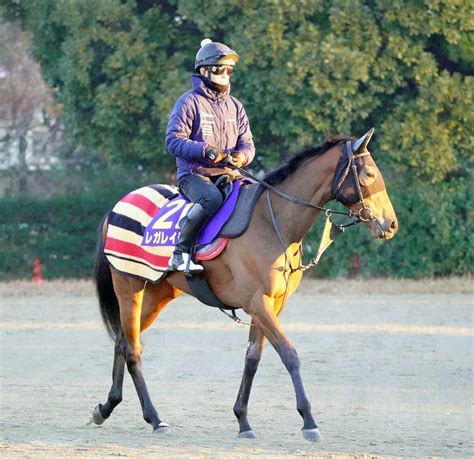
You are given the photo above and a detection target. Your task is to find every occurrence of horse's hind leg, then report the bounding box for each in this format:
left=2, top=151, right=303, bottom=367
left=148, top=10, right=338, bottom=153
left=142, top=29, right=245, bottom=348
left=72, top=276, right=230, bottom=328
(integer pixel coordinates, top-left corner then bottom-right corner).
left=233, top=322, right=266, bottom=439
left=93, top=270, right=180, bottom=431
left=120, top=277, right=183, bottom=431
left=92, top=330, right=126, bottom=425
left=92, top=280, right=180, bottom=425
left=139, top=280, right=181, bottom=332
left=114, top=274, right=167, bottom=431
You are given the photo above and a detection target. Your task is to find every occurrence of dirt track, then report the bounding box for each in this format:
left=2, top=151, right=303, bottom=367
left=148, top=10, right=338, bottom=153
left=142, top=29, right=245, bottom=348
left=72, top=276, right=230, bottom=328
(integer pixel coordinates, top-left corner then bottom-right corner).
left=0, top=279, right=472, bottom=457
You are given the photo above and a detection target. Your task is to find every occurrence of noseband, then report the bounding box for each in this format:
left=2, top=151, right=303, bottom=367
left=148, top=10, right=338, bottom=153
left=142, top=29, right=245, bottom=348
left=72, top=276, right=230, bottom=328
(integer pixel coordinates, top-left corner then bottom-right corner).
left=229, top=141, right=378, bottom=226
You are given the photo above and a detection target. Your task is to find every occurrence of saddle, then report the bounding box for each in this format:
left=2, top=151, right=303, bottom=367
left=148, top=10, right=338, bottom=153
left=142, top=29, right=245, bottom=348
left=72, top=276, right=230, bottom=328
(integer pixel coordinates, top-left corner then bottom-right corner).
left=142, top=179, right=264, bottom=249
left=217, top=182, right=265, bottom=239
left=143, top=179, right=264, bottom=310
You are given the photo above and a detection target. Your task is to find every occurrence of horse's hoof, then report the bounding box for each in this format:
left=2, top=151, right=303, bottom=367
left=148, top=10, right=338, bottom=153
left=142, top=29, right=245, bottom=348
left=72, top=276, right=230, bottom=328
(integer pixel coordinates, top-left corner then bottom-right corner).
left=92, top=405, right=106, bottom=425
left=238, top=430, right=256, bottom=439
left=153, top=422, right=170, bottom=434
left=302, top=428, right=322, bottom=442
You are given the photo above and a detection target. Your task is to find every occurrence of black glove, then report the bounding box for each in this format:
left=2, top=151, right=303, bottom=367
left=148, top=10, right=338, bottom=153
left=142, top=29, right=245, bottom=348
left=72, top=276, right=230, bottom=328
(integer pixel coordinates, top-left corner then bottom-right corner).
left=205, top=145, right=226, bottom=163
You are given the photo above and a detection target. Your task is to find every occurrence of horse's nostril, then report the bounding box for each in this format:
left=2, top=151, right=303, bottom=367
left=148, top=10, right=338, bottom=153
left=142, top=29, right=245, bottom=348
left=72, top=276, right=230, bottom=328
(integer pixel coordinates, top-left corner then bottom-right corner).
left=390, top=219, right=398, bottom=231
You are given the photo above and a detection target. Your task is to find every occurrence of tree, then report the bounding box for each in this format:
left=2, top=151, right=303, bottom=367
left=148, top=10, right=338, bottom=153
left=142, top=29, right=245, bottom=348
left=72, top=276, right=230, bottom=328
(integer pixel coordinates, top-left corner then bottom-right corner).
left=176, top=0, right=473, bottom=180
left=0, top=19, right=63, bottom=194
left=1, top=0, right=200, bottom=171
left=1, top=0, right=472, bottom=277
left=3, top=0, right=472, bottom=180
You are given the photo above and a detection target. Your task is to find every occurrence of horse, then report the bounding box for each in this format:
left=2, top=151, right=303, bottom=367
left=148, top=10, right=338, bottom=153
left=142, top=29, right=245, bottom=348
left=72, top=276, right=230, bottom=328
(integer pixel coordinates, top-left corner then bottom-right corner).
left=91, top=128, right=398, bottom=442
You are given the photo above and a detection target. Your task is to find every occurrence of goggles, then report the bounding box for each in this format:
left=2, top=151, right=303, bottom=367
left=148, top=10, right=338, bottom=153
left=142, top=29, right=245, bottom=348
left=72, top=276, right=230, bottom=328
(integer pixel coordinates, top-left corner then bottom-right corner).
left=209, top=64, right=234, bottom=76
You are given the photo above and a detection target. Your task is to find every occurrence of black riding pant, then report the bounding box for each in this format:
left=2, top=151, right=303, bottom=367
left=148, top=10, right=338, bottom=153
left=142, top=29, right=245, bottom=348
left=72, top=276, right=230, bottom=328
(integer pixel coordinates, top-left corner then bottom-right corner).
left=178, top=174, right=223, bottom=217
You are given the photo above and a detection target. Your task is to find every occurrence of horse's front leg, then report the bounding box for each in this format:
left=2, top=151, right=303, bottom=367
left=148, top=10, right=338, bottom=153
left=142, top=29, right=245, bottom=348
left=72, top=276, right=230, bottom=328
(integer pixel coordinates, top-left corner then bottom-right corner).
left=248, top=293, right=322, bottom=442
left=233, top=322, right=266, bottom=439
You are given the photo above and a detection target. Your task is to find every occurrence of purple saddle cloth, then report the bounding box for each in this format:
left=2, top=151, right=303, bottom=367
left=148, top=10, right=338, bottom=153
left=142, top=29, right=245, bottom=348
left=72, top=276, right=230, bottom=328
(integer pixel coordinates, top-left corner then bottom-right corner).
left=197, top=180, right=242, bottom=245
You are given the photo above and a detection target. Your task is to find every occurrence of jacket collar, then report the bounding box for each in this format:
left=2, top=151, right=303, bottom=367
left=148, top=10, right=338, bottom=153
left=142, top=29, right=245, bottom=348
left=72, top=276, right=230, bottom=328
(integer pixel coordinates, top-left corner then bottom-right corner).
left=191, top=75, right=230, bottom=101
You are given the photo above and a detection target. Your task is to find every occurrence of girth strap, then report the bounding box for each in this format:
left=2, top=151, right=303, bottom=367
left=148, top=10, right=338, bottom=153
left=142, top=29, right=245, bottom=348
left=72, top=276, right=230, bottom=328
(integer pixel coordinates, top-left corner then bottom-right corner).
left=186, top=273, right=236, bottom=310
left=186, top=272, right=250, bottom=325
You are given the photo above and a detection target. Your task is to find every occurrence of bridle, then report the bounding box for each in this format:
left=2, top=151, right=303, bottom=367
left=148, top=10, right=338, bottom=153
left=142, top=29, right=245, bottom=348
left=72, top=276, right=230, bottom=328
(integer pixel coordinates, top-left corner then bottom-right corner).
left=228, top=140, right=387, bottom=272
left=219, top=140, right=382, bottom=325
left=229, top=140, right=377, bottom=227
left=332, top=140, right=378, bottom=223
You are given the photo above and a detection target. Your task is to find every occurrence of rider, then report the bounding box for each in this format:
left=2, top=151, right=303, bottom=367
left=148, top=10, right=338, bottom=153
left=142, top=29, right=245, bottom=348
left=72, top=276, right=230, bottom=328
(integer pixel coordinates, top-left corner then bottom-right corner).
left=166, top=39, right=255, bottom=273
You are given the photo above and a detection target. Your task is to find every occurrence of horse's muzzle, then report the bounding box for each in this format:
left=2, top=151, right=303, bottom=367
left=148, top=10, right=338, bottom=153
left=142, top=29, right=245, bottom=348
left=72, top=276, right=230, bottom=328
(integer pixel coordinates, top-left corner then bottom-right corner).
left=374, top=217, right=398, bottom=240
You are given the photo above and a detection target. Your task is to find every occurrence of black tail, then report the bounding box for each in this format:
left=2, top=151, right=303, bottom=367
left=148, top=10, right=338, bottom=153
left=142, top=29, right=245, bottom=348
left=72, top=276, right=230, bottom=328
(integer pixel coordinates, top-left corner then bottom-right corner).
left=95, top=215, right=121, bottom=340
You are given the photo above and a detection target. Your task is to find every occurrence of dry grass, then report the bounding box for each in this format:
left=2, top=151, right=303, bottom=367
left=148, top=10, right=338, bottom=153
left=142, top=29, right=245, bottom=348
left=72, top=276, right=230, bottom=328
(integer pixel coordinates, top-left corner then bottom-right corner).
left=299, top=275, right=473, bottom=295
left=0, top=279, right=95, bottom=298
left=0, top=275, right=472, bottom=298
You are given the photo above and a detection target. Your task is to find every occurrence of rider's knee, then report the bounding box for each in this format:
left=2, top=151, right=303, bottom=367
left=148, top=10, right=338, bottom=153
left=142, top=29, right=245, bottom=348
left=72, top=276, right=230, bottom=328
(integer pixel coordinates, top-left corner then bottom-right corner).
left=198, top=189, right=223, bottom=215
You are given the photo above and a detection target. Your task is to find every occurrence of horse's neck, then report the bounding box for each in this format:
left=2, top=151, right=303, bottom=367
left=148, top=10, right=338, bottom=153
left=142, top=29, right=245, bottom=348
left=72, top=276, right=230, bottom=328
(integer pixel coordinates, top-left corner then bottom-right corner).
left=271, top=145, right=339, bottom=244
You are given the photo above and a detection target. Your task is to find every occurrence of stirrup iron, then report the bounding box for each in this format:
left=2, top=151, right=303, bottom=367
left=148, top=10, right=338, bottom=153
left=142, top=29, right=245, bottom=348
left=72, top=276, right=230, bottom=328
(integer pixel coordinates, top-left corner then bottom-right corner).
left=169, top=252, right=203, bottom=274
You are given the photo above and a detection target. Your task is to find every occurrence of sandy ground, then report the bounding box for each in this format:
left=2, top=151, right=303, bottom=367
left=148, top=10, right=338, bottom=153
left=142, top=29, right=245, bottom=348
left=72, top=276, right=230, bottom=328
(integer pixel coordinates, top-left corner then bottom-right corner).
left=0, top=278, right=472, bottom=458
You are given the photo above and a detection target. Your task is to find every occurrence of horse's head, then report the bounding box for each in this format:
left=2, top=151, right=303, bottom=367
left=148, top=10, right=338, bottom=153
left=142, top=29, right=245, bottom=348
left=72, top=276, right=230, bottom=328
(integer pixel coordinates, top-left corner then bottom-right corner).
left=332, top=128, right=398, bottom=240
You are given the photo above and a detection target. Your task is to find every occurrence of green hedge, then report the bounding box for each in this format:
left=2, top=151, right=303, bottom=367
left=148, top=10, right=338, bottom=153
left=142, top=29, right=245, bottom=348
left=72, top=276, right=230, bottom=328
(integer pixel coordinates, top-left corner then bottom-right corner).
left=0, top=166, right=161, bottom=281
left=0, top=173, right=471, bottom=280
left=1, top=192, right=110, bottom=280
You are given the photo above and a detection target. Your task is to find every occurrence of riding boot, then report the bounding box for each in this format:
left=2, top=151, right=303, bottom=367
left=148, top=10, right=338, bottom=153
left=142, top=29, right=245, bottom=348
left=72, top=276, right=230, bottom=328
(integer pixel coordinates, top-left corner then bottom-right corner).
left=168, top=203, right=209, bottom=274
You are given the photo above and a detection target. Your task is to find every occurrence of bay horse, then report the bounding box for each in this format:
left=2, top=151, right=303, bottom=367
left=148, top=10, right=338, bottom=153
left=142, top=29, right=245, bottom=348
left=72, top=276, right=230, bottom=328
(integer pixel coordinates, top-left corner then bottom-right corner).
left=91, top=129, right=398, bottom=441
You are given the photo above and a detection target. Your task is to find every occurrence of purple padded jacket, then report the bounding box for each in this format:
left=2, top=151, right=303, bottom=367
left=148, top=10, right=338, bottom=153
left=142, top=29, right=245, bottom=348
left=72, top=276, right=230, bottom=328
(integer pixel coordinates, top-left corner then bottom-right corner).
left=166, top=75, right=255, bottom=181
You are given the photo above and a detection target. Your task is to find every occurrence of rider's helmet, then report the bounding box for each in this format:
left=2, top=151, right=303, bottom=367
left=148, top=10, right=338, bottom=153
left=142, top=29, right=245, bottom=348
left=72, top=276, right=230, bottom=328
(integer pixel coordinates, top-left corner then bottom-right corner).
left=195, top=38, right=239, bottom=70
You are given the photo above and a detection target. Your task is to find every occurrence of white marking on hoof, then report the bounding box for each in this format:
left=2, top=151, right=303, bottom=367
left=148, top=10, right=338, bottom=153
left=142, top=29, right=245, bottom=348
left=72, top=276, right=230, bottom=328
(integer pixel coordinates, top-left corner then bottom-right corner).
left=153, top=422, right=170, bottom=434
left=238, top=430, right=256, bottom=439
left=91, top=405, right=106, bottom=425
left=302, top=428, right=322, bottom=442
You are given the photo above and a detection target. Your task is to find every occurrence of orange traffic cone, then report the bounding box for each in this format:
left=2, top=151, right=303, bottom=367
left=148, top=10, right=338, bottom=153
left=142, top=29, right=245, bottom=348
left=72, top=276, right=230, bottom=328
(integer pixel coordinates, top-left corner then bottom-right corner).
left=349, top=254, right=360, bottom=278
left=32, top=256, right=44, bottom=284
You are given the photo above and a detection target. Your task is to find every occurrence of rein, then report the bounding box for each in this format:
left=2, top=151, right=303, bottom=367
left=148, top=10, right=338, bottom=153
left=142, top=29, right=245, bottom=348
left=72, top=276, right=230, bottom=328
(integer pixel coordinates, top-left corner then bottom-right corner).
left=218, top=141, right=378, bottom=326
left=228, top=164, right=354, bottom=219
left=226, top=141, right=380, bottom=272
left=228, top=141, right=375, bottom=227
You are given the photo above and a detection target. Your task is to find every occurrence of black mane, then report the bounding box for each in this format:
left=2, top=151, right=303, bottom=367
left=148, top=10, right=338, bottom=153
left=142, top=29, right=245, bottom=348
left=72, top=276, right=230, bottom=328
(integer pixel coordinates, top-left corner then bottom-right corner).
left=263, top=136, right=353, bottom=186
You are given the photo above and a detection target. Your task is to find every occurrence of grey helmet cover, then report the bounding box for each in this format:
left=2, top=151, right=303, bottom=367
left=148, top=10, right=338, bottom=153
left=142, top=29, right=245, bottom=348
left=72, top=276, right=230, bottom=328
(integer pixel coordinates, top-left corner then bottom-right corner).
left=195, top=38, right=239, bottom=69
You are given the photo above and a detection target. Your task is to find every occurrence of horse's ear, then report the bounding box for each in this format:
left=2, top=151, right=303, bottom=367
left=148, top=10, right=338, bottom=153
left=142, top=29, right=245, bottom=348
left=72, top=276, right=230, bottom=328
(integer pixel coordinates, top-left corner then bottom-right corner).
left=352, top=127, right=375, bottom=152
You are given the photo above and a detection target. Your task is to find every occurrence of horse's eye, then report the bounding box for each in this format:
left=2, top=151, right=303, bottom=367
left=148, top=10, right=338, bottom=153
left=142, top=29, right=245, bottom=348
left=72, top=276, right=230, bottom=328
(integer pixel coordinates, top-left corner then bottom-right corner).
left=359, top=166, right=377, bottom=186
